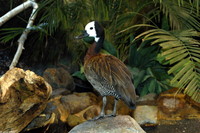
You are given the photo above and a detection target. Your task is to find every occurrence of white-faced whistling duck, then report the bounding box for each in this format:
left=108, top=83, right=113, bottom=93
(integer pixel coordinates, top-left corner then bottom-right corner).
left=76, top=21, right=137, bottom=120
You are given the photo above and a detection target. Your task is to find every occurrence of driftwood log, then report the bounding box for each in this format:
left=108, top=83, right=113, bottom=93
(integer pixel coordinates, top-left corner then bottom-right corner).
left=0, top=68, right=52, bottom=133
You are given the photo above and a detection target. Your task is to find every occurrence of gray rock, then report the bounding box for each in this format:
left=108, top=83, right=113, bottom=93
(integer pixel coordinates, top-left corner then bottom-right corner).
left=134, top=105, right=158, bottom=125
left=69, top=115, right=146, bottom=133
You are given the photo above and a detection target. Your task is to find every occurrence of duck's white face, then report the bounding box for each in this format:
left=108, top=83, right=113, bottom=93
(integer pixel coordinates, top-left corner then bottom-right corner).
left=85, top=21, right=100, bottom=42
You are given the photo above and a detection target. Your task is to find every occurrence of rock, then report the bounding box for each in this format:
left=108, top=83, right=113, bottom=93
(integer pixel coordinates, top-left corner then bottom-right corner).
left=43, top=67, right=75, bottom=91
left=24, top=95, right=70, bottom=132
left=67, top=105, right=100, bottom=127
left=24, top=93, right=99, bottom=132
left=66, top=94, right=134, bottom=127
left=66, top=94, right=136, bottom=127
left=61, top=92, right=98, bottom=114
left=161, top=97, right=184, bottom=113
left=137, top=93, right=157, bottom=105
left=157, top=88, right=200, bottom=122
left=185, top=95, right=200, bottom=109
left=23, top=113, right=56, bottom=132
left=69, top=115, right=146, bottom=133
left=0, top=68, right=52, bottom=133
left=133, top=105, right=158, bottom=126
left=63, top=92, right=99, bottom=127
left=51, top=88, right=71, bottom=97
left=46, top=96, right=70, bottom=122
left=138, top=93, right=157, bottom=102
left=157, top=89, right=186, bottom=114
left=103, top=96, right=132, bottom=115
left=25, top=92, right=99, bottom=131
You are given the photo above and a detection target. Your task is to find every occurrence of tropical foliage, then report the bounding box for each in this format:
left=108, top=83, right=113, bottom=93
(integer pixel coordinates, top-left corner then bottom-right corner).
left=134, top=27, right=200, bottom=101
left=128, top=41, right=172, bottom=96
left=0, top=0, right=200, bottom=102
left=118, top=0, right=200, bottom=101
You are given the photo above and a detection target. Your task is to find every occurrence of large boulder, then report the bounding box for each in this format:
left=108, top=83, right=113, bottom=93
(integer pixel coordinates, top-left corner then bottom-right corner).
left=69, top=115, right=146, bottom=133
left=0, top=68, right=52, bottom=133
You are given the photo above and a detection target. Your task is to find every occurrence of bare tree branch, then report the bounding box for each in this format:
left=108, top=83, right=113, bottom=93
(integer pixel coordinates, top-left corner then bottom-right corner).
left=0, top=0, right=38, bottom=69
left=0, top=1, right=32, bottom=26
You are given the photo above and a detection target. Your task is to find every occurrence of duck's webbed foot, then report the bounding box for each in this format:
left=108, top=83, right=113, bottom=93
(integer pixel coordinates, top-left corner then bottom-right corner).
left=89, top=113, right=105, bottom=121
left=105, top=113, right=116, bottom=117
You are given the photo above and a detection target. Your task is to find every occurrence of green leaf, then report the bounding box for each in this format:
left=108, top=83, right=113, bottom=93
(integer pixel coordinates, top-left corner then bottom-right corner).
left=168, top=53, right=188, bottom=64
left=117, top=24, right=157, bottom=36
left=128, top=67, right=146, bottom=88
left=162, top=46, right=184, bottom=56
left=0, top=28, right=24, bottom=43
left=159, top=41, right=181, bottom=49
left=168, top=58, right=190, bottom=74
left=135, top=70, right=146, bottom=88
left=156, top=84, right=163, bottom=94
left=128, top=44, right=138, bottom=67
left=171, top=63, right=193, bottom=84
left=148, top=79, right=156, bottom=93
left=103, top=40, right=117, bottom=56
left=141, top=81, right=150, bottom=96
left=72, top=71, right=86, bottom=81
left=161, top=16, right=170, bottom=30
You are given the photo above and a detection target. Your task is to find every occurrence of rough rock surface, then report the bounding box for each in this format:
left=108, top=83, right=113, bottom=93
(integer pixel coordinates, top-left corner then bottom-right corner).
left=23, top=113, right=56, bottom=132
left=134, top=105, right=158, bottom=125
left=43, top=67, right=75, bottom=91
left=61, top=92, right=98, bottom=114
left=24, top=92, right=99, bottom=131
left=157, top=88, right=200, bottom=121
left=103, top=96, right=132, bottom=115
left=23, top=95, right=70, bottom=132
left=69, top=115, right=146, bottom=133
left=0, top=68, right=52, bottom=133
left=137, top=93, right=157, bottom=105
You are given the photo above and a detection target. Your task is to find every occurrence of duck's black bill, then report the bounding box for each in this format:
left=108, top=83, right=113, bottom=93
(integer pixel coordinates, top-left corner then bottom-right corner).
left=75, top=30, right=89, bottom=39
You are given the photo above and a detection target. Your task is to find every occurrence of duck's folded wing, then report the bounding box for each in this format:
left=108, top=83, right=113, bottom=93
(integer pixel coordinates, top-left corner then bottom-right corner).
left=84, top=54, right=136, bottom=108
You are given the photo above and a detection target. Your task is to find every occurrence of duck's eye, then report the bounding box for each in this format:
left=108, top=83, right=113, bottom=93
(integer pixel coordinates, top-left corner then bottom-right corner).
left=90, top=27, right=93, bottom=30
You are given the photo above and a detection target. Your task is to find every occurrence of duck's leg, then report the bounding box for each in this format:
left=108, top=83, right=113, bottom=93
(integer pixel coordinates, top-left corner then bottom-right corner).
left=106, top=98, right=118, bottom=117
left=112, top=98, right=118, bottom=116
left=90, top=96, right=107, bottom=120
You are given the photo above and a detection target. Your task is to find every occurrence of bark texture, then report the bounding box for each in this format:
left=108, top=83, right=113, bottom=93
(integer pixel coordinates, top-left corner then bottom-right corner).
left=0, top=68, right=52, bottom=133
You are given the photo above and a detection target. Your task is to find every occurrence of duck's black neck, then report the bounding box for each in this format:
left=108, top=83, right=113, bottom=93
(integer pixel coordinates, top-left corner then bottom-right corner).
left=94, top=36, right=104, bottom=53
left=84, top=36, right=104, bottom=62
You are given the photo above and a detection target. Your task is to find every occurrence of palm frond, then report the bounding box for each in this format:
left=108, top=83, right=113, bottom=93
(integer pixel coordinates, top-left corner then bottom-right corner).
left=0, top=27, right=24, bottom=43
left=154, top=0, right=200, bottom=30
left=136, top=28, right=200, bottom=102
